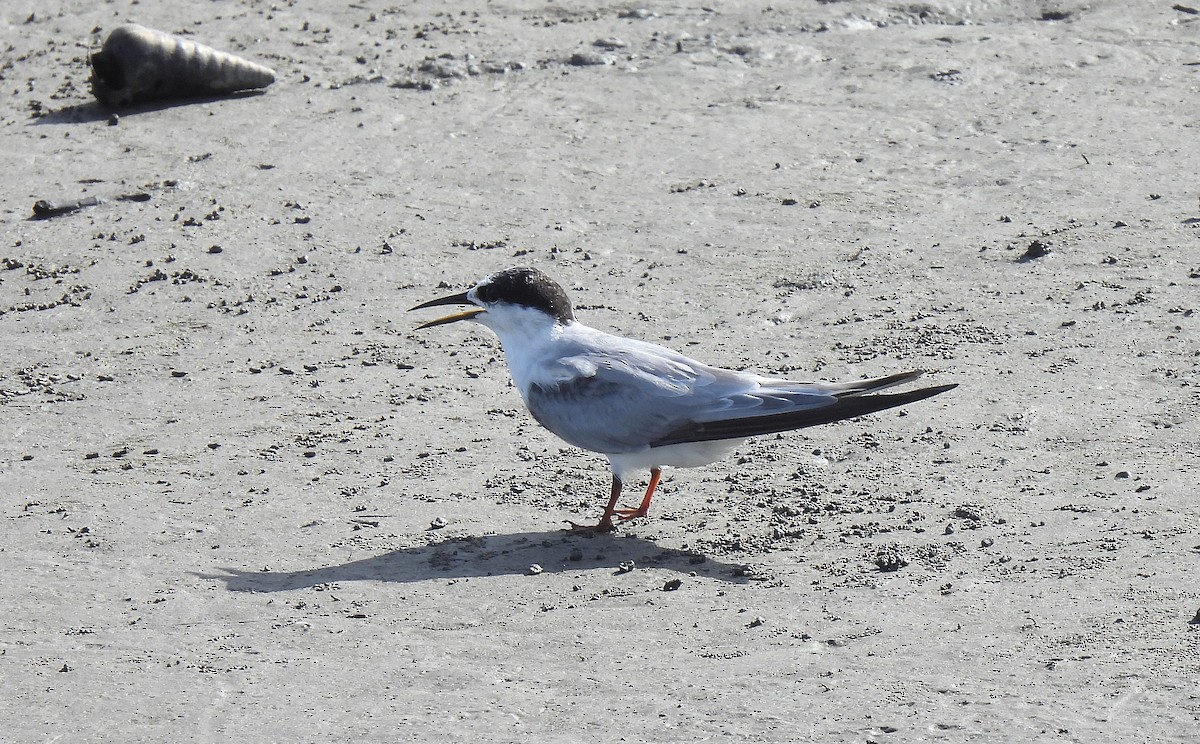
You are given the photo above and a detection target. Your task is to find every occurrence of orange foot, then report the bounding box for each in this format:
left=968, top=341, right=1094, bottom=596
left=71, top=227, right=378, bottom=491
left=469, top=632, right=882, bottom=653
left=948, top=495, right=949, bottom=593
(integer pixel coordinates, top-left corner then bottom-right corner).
left=612, top=506, right=649, bottom=522
left=563, top=468, right=662, bottom=532
left=614, top=467, right=661, bottom=522
left=564, top=518, right=615, bottom=533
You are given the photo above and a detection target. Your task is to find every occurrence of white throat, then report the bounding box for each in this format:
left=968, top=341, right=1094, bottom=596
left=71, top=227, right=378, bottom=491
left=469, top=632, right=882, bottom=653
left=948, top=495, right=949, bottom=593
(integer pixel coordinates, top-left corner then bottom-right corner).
left=475, top=305, right=572, bottom=394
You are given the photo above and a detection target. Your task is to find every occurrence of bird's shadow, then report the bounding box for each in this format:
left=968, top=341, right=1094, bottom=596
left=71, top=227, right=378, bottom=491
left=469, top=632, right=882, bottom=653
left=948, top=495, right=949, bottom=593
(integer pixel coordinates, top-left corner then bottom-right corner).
left=200, top=529, right=754, bottom=593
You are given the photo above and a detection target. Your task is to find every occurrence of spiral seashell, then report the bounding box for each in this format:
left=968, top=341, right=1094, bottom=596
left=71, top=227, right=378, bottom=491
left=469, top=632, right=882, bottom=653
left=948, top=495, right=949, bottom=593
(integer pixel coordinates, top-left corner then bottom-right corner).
left=90, top=24, right=276, bottom=106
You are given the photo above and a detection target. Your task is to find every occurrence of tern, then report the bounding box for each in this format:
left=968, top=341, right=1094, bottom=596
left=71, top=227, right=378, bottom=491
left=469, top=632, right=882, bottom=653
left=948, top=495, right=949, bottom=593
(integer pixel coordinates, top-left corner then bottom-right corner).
left=412, top=267, right=956, bottom=532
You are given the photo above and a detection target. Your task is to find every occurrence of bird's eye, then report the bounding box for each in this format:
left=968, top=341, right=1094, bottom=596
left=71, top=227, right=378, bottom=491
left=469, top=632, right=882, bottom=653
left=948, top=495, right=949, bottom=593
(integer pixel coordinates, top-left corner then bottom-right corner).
left=476, top=285, right=496, bottom=303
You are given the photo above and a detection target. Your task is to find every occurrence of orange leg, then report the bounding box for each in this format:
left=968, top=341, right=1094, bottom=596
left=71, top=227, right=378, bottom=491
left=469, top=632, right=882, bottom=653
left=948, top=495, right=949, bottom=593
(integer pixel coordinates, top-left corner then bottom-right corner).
left=566, top=474, right=622, bottom=533
left=613, top=467, right=662, bottom=522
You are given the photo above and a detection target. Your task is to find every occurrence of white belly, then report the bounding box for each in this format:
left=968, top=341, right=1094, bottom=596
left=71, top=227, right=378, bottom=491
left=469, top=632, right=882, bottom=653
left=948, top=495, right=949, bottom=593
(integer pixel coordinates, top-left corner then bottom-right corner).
left=606, top=439, right=744, bottom=482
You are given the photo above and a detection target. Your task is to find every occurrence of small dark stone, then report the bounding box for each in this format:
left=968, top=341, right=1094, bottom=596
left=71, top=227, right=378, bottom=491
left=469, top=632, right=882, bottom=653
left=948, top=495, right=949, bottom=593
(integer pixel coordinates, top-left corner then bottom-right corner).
left=876, top=548, right=910, bottom=572
left=567, top=51, right=608, bottom=66
left=1019, top=240, right=1051, bottom=261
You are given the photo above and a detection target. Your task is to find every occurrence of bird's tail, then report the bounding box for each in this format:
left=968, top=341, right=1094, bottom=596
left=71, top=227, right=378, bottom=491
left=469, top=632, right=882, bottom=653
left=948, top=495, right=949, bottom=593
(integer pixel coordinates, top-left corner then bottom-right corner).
left=818, top=369, right=928, bottom=396
left=650, top=370, right=957, bottom=446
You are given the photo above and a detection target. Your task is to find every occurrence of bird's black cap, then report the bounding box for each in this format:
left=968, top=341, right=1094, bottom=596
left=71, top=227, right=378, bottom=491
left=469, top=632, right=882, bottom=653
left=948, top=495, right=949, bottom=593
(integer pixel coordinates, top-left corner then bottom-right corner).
left=476, top=267, right=575, bottom=325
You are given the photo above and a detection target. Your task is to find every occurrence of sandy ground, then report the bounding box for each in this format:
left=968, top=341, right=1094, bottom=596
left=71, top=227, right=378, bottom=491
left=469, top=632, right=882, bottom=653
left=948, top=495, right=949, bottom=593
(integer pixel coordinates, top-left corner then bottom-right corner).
left=2, top=1, right=1199, bottom=741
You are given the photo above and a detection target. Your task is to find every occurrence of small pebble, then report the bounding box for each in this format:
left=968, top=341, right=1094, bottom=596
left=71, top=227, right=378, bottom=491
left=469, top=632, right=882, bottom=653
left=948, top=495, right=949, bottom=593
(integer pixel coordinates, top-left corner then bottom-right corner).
left=616, top=560, right=635, bottom=574
left=527, top=564, right=543, bottom=576
left=748, top=616, right=765, bottom=628
left=662, top=578, right=683, bottom=591
left=876, top=548, right=910, bottom=572
left=981, top=537, right=995, bottom=548
left=567, top=51, right=609, bottom=67
left=1019, top=240, right=1051, bottom=261
left=429, top=516, right=448, bottom=529
left=954, top=504, right=986, bottom=521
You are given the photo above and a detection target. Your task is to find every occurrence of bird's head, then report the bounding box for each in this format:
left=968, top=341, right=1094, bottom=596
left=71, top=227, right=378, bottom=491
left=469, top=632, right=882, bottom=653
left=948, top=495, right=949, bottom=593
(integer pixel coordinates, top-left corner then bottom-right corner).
left=410, top=266, right=575, bottom=333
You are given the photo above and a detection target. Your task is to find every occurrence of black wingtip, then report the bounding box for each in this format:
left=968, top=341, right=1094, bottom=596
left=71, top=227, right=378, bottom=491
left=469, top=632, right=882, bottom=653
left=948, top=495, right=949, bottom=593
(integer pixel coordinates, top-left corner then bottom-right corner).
left=650, top=381, right=958, bottom=447
left=909, top=382, right=958, bottom=399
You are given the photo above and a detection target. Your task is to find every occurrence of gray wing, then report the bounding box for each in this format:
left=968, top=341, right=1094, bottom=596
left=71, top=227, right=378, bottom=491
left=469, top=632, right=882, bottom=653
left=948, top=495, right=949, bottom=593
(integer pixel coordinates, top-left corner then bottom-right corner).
left=523, top=343, right=740, bottom=454
left=526, top=346, right=954, bottom=454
